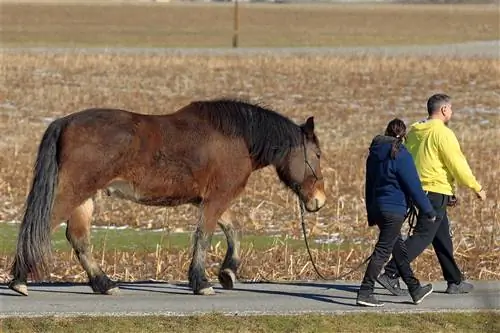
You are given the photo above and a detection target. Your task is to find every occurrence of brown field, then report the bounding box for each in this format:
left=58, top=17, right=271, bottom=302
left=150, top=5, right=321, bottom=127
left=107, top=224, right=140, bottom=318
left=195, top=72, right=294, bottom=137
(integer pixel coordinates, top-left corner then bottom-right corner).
left=0, top=49, right=499, bottom=285
left=1, top=2, right=499, bottom=48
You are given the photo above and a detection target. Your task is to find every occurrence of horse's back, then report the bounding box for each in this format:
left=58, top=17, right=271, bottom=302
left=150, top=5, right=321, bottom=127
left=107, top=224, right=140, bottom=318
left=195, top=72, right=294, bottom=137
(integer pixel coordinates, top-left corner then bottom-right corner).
left=55, top=108, right=156, bottom=183
left=62, top=107, right=149, bottom=127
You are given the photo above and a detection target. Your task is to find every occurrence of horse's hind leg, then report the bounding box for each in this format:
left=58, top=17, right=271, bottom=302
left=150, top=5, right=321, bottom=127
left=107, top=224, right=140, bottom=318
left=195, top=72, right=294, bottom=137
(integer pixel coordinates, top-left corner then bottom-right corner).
left=66, top=198, right=118, bottom=295
left=9, top=260, right=29, bottom=296
left=8, top=191, right=74, bottom=296
left=217, top=211, right=241, bottom=290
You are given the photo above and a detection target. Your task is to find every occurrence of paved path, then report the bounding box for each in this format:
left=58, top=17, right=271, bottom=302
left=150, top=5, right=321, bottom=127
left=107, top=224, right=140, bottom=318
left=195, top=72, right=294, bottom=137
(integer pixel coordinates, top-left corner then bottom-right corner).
left=0, top=280, right=499, bottom=317
left=1, top=40, right=499, bottom=58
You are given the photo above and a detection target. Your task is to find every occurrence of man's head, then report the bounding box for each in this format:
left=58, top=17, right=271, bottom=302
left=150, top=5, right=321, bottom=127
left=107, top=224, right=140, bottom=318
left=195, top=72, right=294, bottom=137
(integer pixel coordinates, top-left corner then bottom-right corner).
left=427, top=93, right=453, bottom=124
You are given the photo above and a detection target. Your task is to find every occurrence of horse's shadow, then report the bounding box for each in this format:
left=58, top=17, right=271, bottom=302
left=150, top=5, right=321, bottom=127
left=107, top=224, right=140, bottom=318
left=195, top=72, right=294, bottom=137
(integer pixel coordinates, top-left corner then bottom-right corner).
left=0, top=281, right=88, bottom=296
left=118, top=281, right=188, bottom=295
left=0, top=280, right=188, bottom=296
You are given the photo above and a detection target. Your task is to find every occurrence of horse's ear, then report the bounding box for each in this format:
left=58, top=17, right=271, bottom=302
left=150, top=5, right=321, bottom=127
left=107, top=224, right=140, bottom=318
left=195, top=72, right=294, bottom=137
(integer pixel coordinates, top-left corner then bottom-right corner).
left=303, top=116, right=315, bottom=137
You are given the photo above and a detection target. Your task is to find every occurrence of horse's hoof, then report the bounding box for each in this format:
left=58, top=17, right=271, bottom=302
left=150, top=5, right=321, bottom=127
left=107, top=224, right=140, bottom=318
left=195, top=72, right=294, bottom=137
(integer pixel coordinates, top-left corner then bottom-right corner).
left=8, top=281, right=28, bottom=296
left=90, top=275, right=119, bottom=295
left=196, top=286, right=215, bottom=295
left=93, top=286, right=120, bottom=295
left=105, top=287, right=120, bottom=295
left=218, top=268, right=236, bottom=290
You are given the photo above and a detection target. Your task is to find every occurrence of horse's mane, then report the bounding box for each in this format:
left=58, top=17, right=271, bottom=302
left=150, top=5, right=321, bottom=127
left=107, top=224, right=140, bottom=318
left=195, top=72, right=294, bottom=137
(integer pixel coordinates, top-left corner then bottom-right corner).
left=192, top=98, right=303, bottom=166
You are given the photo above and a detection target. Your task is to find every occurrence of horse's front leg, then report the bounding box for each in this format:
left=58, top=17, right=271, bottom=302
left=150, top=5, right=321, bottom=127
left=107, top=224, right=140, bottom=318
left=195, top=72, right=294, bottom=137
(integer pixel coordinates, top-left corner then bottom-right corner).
left=187, top=163, right=250, bottom=295
left=188, top=219, right=215, bottom=295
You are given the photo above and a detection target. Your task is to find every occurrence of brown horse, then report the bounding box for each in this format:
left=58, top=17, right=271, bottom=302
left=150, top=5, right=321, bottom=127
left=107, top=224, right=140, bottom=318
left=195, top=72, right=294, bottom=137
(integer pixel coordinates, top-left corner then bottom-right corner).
left=8, top=98, right=326, bottom=297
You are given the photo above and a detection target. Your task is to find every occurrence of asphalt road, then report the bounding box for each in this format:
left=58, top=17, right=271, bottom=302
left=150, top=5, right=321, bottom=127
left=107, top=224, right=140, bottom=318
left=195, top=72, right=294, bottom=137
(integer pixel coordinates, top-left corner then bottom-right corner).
left=0, top=280, right=499, bottom=318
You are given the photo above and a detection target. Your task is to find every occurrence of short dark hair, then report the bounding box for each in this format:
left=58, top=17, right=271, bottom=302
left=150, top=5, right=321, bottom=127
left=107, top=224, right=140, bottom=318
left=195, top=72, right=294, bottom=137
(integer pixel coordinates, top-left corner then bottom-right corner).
left=427, top=93, right=451, bottom=116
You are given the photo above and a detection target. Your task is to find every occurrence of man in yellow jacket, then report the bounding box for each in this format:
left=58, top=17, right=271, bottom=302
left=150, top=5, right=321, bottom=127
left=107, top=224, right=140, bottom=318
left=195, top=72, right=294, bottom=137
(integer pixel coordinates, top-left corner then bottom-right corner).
left=377, top=93, right=487, bottom=295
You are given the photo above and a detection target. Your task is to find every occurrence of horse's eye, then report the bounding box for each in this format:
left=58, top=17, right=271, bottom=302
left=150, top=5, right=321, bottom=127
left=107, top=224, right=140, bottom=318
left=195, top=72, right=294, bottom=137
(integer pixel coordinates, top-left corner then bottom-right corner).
left=316, top=152, right=321, bottom=158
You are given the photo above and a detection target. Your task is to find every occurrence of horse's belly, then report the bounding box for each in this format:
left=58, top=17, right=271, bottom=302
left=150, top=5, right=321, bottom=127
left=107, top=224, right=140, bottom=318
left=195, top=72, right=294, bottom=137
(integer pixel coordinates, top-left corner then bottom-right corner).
left=105, top=179, right=140, bottom=202
left=104, top=178, right=200, bottom=207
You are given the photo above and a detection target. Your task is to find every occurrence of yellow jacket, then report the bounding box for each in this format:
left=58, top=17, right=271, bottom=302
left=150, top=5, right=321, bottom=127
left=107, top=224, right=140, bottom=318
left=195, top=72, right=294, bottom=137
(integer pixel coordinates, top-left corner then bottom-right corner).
left=405, top=119, right=482, bottom=196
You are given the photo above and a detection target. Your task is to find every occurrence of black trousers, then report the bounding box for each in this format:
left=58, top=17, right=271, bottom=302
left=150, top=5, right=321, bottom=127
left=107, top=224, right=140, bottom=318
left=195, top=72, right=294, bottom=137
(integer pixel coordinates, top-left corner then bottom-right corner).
left=384, top=192, right=463, bottom=284
left=359, top=211, right=420, bottom=295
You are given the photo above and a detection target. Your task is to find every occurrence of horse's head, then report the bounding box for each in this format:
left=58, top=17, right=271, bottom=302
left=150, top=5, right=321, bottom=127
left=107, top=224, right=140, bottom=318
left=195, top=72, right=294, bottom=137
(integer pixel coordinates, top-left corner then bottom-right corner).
left=277, top=116, right=326, bottom=213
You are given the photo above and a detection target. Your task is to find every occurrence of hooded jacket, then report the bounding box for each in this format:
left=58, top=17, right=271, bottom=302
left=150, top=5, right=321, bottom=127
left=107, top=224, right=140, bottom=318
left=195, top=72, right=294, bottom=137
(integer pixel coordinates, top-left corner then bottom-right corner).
left=404, top=119, right=482, bottom=196
left=365, top=135, right=435, bottom=226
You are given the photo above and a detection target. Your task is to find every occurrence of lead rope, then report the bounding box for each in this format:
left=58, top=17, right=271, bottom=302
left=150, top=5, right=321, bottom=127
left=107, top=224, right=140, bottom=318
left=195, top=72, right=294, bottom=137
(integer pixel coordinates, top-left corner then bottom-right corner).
left=299, top=198, right=417, bottom=281
left=299, top=199, right=371, bottom=281
left=405, top=199, right=419, bottom=238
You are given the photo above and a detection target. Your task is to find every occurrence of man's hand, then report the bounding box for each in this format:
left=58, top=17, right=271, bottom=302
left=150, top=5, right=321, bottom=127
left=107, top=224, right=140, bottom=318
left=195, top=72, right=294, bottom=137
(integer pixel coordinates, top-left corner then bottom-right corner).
left=476, top=189, right=487, bottom=201
left=425, top=212, right=437, bottom=223
left=448, top=195, right=458, bottom=207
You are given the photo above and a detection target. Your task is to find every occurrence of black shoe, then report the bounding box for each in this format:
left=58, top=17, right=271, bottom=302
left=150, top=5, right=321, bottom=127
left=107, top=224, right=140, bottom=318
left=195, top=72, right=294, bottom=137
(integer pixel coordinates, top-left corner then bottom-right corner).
left=446, top=281, right=473, bottom=294
left=356, top=293, right=385, bottom=307
left=410, top=284, right=433, bottom=305
left=376, top=273, right=409, bottom=296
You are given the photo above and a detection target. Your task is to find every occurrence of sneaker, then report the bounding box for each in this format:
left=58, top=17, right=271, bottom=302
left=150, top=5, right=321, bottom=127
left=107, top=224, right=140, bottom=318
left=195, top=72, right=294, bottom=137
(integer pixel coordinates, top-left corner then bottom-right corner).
left=376, top=273, right=409, bottom=296
left=356, top=293, right=385, bottom=307
left=410, top=284, right=433, bottom=305
left=446, top=281, right=474, bottom=294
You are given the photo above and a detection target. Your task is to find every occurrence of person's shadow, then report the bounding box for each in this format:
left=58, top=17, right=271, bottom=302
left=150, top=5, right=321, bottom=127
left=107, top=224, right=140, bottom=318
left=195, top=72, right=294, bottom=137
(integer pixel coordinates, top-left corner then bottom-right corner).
left=218, top=280, right=404, bottom=307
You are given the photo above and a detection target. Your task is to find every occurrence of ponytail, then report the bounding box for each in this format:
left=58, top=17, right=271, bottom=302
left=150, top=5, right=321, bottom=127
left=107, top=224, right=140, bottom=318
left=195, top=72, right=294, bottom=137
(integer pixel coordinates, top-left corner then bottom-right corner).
left=385, top=118, right=407, bottom=159
left=390, top=135, right=404, bottom=159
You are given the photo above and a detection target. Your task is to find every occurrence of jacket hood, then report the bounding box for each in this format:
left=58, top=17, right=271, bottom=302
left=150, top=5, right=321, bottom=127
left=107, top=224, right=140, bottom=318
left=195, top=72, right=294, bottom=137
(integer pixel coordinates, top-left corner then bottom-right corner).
left=408, top=118, right=445, bottom=139
left=369, top=134, right=397, bottom=161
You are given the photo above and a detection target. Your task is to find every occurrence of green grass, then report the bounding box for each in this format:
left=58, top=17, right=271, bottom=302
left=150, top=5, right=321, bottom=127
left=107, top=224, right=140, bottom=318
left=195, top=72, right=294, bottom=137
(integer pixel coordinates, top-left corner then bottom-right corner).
left=1, top=312, right=499, bottom=333
left=0, top=223, right=349, bottom=254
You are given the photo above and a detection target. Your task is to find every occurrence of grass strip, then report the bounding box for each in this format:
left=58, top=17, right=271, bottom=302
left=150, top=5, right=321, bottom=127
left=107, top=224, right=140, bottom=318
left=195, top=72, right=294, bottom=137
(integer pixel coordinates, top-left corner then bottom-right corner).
left=1, top=312, right=499, bottom=333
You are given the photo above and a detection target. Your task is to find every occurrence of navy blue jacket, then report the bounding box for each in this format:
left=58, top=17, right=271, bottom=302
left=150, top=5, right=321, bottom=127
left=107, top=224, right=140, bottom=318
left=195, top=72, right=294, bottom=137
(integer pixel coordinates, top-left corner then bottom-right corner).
left=365, top=135, right=435, bottom=226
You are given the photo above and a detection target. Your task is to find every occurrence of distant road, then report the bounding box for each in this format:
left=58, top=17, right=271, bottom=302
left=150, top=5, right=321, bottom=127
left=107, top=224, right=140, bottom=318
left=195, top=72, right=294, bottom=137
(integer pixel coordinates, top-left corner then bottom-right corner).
left=1, top=280, right=499, bottom=318
left=1, top=40, right=499, bottom=58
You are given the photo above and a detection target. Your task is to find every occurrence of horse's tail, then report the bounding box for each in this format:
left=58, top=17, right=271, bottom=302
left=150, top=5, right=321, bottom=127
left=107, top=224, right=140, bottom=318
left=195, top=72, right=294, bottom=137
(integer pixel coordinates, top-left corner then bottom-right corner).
left=11, top=118, right=68, bottom=280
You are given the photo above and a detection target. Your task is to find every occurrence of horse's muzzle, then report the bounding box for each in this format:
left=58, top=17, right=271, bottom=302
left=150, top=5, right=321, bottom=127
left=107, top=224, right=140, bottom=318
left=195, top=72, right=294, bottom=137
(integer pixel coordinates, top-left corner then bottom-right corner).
left=304, top=190, right=326, bottom=212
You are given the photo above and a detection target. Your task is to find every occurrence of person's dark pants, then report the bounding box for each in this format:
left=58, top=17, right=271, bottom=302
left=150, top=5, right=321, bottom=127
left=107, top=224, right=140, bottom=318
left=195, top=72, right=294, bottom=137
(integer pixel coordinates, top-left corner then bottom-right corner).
left=384, top=192, right=463, bottom=284
left=359, top=211, right=420, bottom=295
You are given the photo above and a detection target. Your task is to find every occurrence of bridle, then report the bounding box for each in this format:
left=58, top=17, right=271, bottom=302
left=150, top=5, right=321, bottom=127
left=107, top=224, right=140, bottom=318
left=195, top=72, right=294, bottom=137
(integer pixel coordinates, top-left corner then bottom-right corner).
left=288, top=134, right=322, bottom=199
left=301, top=135, right=322, bottom=186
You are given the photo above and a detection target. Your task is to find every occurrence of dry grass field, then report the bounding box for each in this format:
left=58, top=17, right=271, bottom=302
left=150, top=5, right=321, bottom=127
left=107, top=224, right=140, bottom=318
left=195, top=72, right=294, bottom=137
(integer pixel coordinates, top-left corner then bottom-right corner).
left=1, top=2, right=499, bottom=48
left=0, top=3, right=499, bottom=286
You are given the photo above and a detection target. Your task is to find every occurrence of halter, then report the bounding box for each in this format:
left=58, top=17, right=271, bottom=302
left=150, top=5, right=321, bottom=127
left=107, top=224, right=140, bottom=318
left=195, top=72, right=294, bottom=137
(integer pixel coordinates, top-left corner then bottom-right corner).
left=289, top=134, right=322, bottom=196
left=301, top=134, right=323, bottom=186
